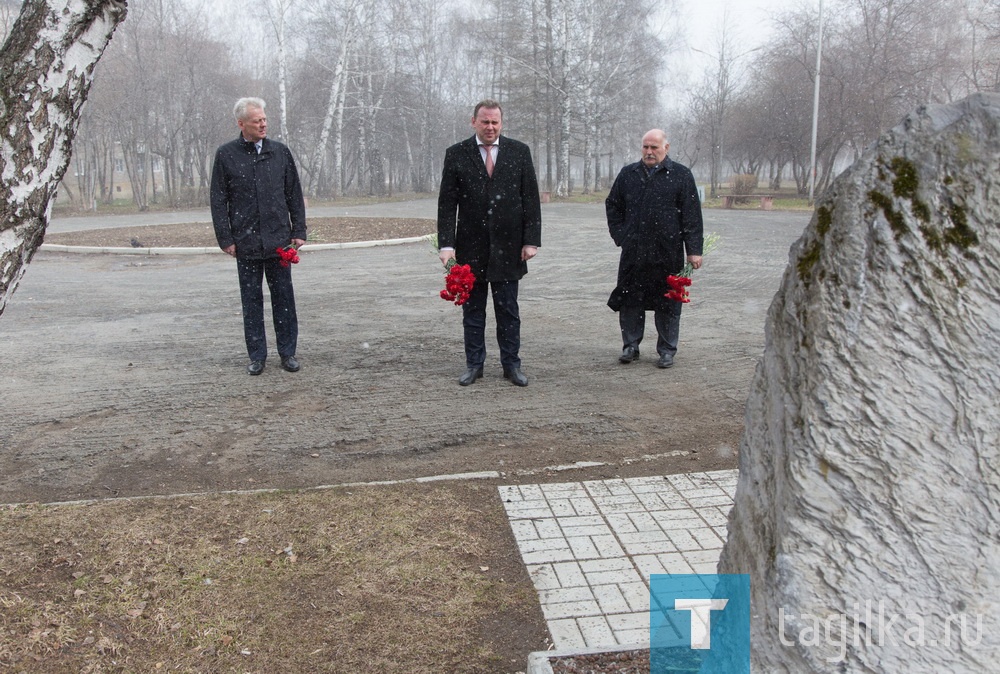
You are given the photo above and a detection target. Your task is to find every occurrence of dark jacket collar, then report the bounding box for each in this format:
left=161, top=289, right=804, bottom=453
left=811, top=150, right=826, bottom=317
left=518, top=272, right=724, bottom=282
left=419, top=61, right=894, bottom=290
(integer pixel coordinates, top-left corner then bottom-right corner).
left=634, top=156, right=672, bottom=174
left=238, top=134, right=267, bottom=153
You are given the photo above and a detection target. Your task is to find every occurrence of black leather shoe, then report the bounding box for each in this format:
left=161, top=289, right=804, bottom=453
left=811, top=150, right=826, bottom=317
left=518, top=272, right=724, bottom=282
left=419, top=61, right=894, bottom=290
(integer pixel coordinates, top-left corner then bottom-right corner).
left=280, top=355, right=300, bottom=372
left=657, top=353, right=674, bottom=369
left=459, top=366, right=483, bottom=386
left=247, top=360, right=265, bottom=376
left=503, top=367, right=529, bottom=387
left=619, top=346, right=640, bottom=363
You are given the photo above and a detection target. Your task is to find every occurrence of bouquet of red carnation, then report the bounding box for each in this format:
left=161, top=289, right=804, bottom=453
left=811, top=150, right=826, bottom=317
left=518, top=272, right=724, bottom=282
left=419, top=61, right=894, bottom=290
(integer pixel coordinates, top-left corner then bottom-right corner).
left=276, top=246, right=300, bottom=267
left=440, top=262, right=476, bottom=306
left=664, top=232, right=720, bottom=304
left=665, top=274, right=692, bottom=303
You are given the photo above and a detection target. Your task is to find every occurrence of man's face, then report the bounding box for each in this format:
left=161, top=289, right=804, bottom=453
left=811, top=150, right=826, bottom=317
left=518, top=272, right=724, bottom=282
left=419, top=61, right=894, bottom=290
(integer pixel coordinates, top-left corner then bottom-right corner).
left=641, top=133, right=668, bottom=167
left=472, top=107, right=502, bottom=144
left=238, top=107, right=268, bottom=143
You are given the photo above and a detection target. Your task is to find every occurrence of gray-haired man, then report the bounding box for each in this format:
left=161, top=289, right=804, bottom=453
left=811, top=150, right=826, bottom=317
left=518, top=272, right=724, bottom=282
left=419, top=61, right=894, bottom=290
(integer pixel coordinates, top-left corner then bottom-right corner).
left=210, top=97, right=307, bottom=375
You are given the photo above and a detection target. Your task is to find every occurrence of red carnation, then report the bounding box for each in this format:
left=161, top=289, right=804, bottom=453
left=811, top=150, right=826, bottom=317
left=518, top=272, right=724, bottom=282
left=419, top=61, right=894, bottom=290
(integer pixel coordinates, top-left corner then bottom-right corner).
left=665, top=274, right=691, bottom=303
left=276, top=246, right=300, bottom=267
left=440, top=263, right=476, bottom=306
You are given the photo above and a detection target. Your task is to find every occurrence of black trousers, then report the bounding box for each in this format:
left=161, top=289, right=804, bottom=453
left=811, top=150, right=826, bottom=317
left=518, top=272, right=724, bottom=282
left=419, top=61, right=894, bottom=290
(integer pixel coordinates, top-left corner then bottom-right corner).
left=236, top=257, right=298, bottom=362
left=619, top=301, right=681, bottom=357
left=462, top=280, right=520, bottom=370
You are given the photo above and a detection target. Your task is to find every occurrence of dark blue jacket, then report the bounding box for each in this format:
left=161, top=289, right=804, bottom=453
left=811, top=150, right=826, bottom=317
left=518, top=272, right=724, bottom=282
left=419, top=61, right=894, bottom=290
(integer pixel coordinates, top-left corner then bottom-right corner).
left=606, top=157, right=703, bottom=311
left=210, top=135, right=306, bottom=259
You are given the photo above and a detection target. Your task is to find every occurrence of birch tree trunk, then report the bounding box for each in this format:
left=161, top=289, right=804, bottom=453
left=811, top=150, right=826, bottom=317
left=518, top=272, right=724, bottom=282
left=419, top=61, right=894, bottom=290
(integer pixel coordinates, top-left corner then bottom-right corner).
left=557, top=92, right=571, bottom=196
left=553, top=0, right=570, bottom=197
left=333, top=78, right=347, bottom=195
left=308, top=37, right=350, bottom=196
left=307, top=0, right=360, bottom=196
left=0, top=0, right=128, bottom=318
left=580, top=0, right=593, bottom=195
left=266, top=0, right=294, bottom=143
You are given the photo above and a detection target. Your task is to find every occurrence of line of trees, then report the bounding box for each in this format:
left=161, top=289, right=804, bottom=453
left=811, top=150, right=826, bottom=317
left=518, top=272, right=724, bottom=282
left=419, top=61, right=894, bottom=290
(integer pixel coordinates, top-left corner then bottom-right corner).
left=27, top=0, right=675, bottom=210
left=6, top=0, right=999, bottom=209
left=674, top=0, right=1000, bottom=197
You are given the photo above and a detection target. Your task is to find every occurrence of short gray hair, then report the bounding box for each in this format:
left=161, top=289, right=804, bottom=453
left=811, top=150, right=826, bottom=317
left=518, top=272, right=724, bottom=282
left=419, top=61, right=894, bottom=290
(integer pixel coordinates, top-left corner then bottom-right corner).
left=233, top=97, right=266, bottom=121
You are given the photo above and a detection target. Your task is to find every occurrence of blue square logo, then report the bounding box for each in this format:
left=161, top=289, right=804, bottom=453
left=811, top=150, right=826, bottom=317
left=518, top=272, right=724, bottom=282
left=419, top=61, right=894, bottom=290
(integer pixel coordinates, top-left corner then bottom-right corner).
left=649, top=574, right=750, bottom=673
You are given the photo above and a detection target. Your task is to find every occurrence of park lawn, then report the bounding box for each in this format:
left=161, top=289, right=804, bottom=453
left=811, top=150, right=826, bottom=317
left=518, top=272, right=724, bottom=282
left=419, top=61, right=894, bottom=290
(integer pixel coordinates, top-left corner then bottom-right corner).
left=0, top=483, right=547, bottom=673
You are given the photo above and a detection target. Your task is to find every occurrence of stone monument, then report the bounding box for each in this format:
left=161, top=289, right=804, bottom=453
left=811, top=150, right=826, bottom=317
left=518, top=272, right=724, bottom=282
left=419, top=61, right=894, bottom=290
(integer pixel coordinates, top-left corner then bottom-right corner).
left=718, top=93, right=1000, bottom=671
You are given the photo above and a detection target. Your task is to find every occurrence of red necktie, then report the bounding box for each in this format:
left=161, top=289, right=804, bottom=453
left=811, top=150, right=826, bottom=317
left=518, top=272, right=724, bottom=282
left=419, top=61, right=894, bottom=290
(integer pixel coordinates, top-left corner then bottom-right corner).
left=484, top=144, right=494, bottom=177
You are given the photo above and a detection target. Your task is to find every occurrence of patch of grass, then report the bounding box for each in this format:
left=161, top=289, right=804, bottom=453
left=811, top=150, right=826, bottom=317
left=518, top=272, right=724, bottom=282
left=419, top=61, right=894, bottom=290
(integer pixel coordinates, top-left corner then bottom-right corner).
left=546, top=189, right=609, bottom=204
left=44, top=217, right=435, bottom=249
left=51, top=192, right=438, bottom=218
left=700, top=195, right=814, bottom=211
left=0, top=483, right=545, bottom=672
left=550, top=186, right=816, bottom=211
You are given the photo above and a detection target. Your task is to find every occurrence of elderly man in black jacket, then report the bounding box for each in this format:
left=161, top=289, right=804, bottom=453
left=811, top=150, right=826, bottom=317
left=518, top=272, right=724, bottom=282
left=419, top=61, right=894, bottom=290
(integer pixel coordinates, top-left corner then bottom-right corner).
left=211, top=97, right=307, bottom=376
left=437, top=100, right=542, bottom=387
left=607, top=129, right=703, bottom=369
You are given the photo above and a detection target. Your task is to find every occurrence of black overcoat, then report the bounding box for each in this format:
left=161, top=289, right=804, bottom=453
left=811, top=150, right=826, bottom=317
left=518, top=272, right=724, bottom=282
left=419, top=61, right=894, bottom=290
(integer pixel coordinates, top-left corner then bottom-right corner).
left=437, top=135, right=542, bottom=282
left=606, top=157, right=704, bottom=312
left=210, top=135, right=307, bottom=260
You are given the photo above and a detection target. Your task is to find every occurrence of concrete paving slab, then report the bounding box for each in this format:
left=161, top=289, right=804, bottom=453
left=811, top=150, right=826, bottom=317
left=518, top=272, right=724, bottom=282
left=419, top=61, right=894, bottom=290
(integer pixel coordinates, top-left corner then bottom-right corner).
left=502, top=469, right=737, bottom=652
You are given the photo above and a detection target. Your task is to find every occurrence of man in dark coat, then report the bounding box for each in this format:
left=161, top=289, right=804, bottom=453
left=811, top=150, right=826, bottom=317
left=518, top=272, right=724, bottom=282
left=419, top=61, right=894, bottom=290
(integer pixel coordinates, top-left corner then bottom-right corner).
left=606, top=128, right=703, bottom=369
left=211, top=97, right=307, bottom=376
left=437, top=99, right=542, bottom=387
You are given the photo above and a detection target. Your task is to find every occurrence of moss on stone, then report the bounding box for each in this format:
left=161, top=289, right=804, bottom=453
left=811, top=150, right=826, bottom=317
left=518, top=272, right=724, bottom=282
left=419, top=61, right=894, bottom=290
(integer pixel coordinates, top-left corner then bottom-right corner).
left=797, top=206, right=833, bottom=286
left=890, top=157, right=919, bottom=199
left=919, top=224, right=944, bottom=254
left=889, top=157, right=931, bottom=222
left=797, top=240, right=822, bottom=284
left=869, top=190, right=908, bottom=240
left=816, top=206, right=832, bottom=237
left=945, top=201, right=978, bottom=250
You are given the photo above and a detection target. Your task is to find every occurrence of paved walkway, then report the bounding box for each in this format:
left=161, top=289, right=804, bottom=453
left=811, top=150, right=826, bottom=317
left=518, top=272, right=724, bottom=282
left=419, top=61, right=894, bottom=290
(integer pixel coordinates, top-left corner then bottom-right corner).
left=500, top=469, right=737, bottom=651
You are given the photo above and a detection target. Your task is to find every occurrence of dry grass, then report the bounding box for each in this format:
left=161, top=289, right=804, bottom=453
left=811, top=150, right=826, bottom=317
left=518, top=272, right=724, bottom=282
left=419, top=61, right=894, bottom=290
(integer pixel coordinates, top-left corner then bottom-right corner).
left=0, top=483, right=546, bottom=673
left=43, top=217, right=435, bottom=249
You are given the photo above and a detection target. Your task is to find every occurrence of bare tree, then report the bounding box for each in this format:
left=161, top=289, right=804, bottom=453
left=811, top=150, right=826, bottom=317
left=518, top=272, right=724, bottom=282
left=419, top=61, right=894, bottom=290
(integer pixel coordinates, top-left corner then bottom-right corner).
left=959, top=0, right=1000, bottom=92
left=389, top=0, right=450, bottom=193
left=303, top=0, right=363, bottom=196
left=49, top=0, right=990, bottom=221
left=0, top=0, right=18, bottom=43
left=264, top=0, right=296, bottom=143
left=459, top=0, right=669, bottom=195
left=0, top=0, right=128, bottom=318
left=708, top=0, right=970, bottom=197
left=684, top=13, right=758, bottom=198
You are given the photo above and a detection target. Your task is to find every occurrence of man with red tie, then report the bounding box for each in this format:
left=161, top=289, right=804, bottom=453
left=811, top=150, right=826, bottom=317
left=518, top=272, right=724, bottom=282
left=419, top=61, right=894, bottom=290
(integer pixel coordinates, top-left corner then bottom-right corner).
left=437, top=100, right=543, bottom=387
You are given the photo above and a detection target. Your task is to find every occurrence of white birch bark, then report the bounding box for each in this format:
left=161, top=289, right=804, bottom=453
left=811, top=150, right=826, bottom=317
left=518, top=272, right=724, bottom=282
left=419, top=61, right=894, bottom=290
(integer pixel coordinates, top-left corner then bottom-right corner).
left=553, top=0, right=570, bottom=197
left=580, top=1, right=594, bottom=195
left=333, top=76, right=347, bottom=195
left=0, top=0, right=128, bottom=318
left=308, top=0, right=360, bottom=196
left=266, top=0, right=294, bottom=143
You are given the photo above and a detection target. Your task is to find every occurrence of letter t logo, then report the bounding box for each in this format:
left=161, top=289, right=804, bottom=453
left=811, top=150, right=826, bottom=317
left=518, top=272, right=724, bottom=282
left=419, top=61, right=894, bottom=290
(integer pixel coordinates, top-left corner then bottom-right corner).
left=674, top=598, right=729, bottom=649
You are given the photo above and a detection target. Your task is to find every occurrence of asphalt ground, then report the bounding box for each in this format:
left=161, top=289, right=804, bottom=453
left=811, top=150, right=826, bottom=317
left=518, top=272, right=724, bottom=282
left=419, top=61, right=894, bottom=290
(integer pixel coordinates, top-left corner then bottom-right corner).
left=0, top=200, right=810, bottom=504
